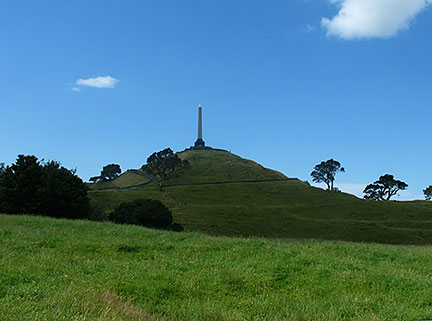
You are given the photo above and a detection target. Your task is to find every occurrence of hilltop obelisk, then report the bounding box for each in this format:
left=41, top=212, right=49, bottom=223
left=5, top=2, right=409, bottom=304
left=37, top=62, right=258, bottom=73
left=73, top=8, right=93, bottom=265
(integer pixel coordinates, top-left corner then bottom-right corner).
left=194, top=104, right=205, bottom=148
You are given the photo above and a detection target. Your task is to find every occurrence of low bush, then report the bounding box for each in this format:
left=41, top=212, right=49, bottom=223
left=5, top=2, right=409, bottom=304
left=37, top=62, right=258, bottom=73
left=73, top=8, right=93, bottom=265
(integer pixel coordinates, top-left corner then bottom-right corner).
left=109, top=199, right=173, bottom=229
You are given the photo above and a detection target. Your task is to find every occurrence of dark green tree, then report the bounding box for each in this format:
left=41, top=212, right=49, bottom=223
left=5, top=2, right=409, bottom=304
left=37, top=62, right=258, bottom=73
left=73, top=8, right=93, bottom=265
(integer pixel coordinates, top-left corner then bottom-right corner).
left=89, top=176, right=102, bottom=183
left=142, top=148, right=188, bottom=180
left=423, top=185, right=432, bottom=201
left=101, top=164, right=121, bottom=181
left=40, top=161, right=89, bottom=218
left=363, top=174, right=408, bottom=201
left=109, top=199, right=173, bottom=229
left=311, top=159, right=345, bottom=191
left=0, top=163, right=4, bottom=174
left=0, top=155, right=45, bottom=214
left=0, top=155, right=89, bottom=218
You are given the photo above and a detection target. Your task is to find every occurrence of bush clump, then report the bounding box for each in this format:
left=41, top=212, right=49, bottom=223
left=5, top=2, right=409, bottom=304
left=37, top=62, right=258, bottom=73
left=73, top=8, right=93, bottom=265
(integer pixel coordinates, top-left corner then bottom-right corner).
left=109, top=199, right=173, bottom=229
left=0, top=155, right=89, bottom=219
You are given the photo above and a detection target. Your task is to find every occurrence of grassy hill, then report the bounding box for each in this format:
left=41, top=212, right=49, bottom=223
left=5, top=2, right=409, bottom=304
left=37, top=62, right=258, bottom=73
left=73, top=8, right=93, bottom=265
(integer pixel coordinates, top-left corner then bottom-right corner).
left=89, top=149, right=432, bottom=245
left=1, top=214, right=432, bottom=321
left=164, top=149, right=287, bottom=185
left=90, top=171, right=151, bottom=190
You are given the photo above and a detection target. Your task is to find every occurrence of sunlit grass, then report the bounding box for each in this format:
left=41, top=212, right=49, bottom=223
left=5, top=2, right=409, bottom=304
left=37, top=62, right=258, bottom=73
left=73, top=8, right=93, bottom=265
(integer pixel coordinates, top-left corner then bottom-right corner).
left=1, top=214, right=432, bottom=320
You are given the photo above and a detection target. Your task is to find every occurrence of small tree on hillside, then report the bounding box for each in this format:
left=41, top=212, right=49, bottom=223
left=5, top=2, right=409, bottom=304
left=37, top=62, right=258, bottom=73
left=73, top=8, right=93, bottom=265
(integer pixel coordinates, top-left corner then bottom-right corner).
left=142, top=148, right=188, bottom=180
left=89, top=176, right=102, bottom=183
left=424, top=185, right=432, bottom=201
left=363, top=174, right=408, bottom=201
left=101, top=164, right=121, bottom=181
left=0, top=163, right=4, bottom=174
left=311, top=159, right=345, bottom=191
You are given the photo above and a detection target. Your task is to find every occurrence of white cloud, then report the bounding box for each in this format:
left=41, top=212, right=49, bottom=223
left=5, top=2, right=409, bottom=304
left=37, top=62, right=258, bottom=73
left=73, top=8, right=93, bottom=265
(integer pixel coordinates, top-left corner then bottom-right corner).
left=75, top=76, right=119, bottom=88
left=322, top=0, right=432, bottom=40
left=71, top=87, right=81, bottom=92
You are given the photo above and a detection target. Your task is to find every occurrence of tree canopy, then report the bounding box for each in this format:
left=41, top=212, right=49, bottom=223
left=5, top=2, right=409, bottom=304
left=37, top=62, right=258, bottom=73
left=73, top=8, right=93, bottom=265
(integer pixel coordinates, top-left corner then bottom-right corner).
left=142, top=148, right=188, bottom=180
left=101, top=164, right=121, bottom=181
left=363, top=174, right=408, bottom=201
left=0, top=155, right=89, bottom=218
left=310, top=159, right=345, bottom=191
left=89, top=176, right=102, bottom=183
left=424, top=185, right=432, bottom=201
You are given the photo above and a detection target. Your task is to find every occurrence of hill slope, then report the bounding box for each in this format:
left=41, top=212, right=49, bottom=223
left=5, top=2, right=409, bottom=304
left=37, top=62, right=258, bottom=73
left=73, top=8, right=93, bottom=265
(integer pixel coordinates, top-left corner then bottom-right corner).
left=90, top=171, right=151, bottom=190
left=89, top=149, right=432, bottom=245
left=164, top=149, right=288, bottom=185
left=1, top=214, right=432, bottom=321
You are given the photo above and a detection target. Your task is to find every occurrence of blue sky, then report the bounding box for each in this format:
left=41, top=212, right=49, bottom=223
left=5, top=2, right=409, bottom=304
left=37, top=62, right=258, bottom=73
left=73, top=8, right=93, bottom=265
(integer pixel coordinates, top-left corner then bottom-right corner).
left=1, top=0, right=431, bottom=200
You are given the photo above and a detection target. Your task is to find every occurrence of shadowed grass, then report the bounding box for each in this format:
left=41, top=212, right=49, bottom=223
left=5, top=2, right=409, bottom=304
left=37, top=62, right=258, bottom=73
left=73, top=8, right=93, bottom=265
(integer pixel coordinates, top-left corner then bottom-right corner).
left=90, top=180, right=432, bottom=245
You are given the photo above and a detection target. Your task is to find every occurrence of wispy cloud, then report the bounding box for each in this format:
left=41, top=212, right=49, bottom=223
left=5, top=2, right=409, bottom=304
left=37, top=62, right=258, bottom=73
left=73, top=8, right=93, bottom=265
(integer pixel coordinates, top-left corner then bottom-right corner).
left=305, top=24, right=316, bottom=32
left=322, top=0, right=432, bottom=40
left=75, top=76, right=119, bottom=88
left=71, top=87, right=81, bottom=92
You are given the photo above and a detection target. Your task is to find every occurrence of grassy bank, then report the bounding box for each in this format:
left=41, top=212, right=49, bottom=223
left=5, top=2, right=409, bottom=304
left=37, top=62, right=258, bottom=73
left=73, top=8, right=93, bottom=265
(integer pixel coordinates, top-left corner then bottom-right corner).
left=1, top=214, right=432, bottom=320
left=90, top=180, right=432, bottom=245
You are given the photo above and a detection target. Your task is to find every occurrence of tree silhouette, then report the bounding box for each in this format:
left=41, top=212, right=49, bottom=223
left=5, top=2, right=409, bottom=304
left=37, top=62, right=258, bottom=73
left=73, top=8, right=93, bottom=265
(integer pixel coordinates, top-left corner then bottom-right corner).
left=424, top=185, right=432, bottom=201
left=89, top=176, right=102, bottom=183
left=101, top=164, right=121, bottom=181
left=311, top=159, right=345, bottom=191
left=363, top=174, right=408, bottom=201
left=0, top=155, right=89, bottom=218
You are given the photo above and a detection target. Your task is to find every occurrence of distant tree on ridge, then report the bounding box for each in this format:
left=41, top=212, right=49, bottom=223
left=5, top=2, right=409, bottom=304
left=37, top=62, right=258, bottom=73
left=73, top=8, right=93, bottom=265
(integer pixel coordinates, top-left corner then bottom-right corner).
left=310, top=159, right=345, bottom=191
left=89, top=176, right=102, bottom=183
left=363, top=174, right=408, bottom=201
left=101, top=164, right=121, bottom=181
left=424, top=185, right=432, bottom=201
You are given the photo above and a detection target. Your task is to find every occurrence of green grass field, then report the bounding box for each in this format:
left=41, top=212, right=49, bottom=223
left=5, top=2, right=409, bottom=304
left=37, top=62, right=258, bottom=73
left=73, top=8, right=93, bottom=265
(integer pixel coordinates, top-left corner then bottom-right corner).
left=1, top=214, right=431, bottom=321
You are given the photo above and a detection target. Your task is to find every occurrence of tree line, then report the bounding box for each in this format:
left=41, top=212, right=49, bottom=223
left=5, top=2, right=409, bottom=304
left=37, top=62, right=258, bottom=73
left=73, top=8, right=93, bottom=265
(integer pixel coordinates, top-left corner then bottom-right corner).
left=0, top=154, right=181, bottom=231
left=311, top=158, right=431, bottom=200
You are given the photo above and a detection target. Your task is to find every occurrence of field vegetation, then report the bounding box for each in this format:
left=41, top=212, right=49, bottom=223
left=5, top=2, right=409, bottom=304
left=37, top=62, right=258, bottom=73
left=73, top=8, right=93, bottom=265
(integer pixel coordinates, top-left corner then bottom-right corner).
left=1, top=214, right=432, bottom=321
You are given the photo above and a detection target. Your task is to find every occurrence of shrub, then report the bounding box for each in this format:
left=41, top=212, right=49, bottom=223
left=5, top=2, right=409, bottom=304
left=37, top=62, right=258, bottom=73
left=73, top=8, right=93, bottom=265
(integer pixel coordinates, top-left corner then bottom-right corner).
left=109, top=199, right=173, bottom=229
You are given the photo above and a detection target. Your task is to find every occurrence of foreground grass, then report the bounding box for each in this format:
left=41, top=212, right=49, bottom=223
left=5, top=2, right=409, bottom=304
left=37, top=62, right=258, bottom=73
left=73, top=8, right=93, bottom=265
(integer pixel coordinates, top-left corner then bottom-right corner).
left=1, top=215, right=432, bottom=320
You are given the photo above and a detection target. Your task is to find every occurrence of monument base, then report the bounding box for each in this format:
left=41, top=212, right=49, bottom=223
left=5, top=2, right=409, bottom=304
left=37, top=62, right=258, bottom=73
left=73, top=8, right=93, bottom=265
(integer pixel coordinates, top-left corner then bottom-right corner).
left=194, top=138, right=205, bottom=148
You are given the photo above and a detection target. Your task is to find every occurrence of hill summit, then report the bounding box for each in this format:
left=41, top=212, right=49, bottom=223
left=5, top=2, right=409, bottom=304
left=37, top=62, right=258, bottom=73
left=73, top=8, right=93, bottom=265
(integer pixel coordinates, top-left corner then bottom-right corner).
left=163, top=149, right=289, bottom=185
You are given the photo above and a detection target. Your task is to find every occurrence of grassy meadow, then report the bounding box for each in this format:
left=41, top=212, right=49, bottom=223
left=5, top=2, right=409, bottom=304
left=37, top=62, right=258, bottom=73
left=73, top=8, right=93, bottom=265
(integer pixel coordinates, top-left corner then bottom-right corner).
left=1, top=214, right=432, bottom=321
